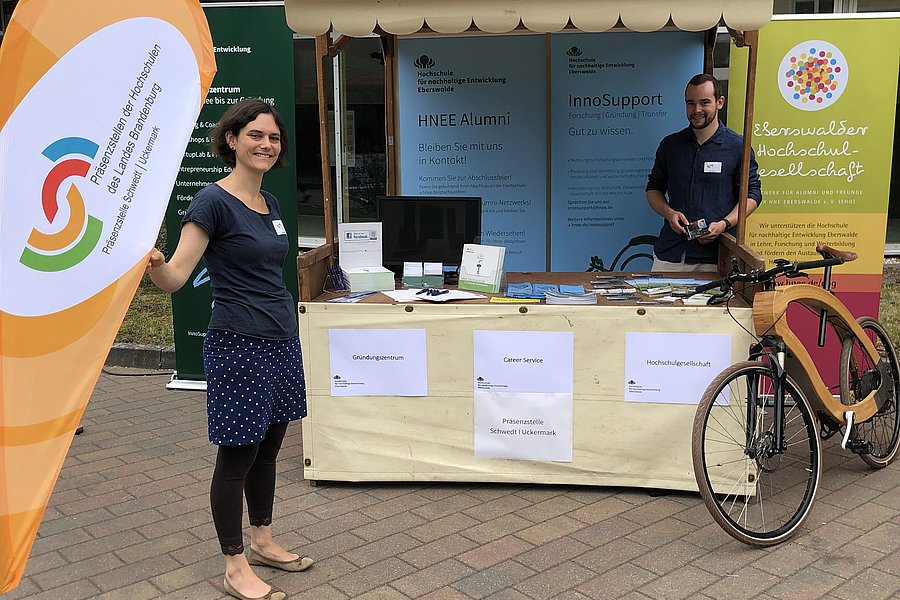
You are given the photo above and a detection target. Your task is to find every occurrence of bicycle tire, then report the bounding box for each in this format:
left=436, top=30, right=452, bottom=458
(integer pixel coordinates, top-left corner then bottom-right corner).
left=692, top=361, right=821, bottom=546
left=840, top=317, right=900, bottom=468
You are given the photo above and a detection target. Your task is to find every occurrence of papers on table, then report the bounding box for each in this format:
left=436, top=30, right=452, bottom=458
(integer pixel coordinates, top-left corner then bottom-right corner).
left=382, top=289, right=486, bottom=303
left=327, top=291, right=378, bottom=303
left=544, top=288, right=597, bottom=305
left=596, top=289, right=638, bottom=302
left=560, top=284, right=586, bottom=294
left=490, top=297, right=541, bottom=303
left=625, top=277, right=711, bottom=287
left=506, top=282, right=560, bottom=299
left=682, top=293, right=715, bottom=305
left=626, top=276, right=710, bottom=298
left=645, top=286, right=673, bottom=296
left=518, top=284, right=597, bottom=304
left=590, top=276, right=637, bottom=301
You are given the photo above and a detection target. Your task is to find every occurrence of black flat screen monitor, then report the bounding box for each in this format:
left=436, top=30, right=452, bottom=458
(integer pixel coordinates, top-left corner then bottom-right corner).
left=377, top=195, right=482, bottom=274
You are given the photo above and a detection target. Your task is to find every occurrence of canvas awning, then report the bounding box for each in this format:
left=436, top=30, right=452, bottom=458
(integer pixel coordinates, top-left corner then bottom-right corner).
left=284, top=0, right=773, bottom=37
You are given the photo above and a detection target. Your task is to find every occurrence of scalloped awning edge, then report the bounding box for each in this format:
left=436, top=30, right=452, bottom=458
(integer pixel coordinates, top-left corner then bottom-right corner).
left=284, top=0, right=773, bottom=37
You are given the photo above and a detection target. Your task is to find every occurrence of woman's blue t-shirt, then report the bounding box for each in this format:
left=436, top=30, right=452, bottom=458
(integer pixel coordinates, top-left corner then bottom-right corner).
left=182, top=183, right=297, bottom=340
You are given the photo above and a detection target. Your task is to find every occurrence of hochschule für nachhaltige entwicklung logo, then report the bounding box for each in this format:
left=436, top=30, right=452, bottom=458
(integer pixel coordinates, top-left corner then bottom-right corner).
left=20, top=137, right=104, bottom=272
left=778, top=40, right=848, bottom=111
left=414, top=54, right=435, bottom=69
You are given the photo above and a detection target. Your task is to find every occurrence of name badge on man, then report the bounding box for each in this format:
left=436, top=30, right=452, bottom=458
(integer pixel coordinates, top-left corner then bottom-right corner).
left=272, top=219, right=287, bottom=235
left=704, top=161, right=722, bottom=173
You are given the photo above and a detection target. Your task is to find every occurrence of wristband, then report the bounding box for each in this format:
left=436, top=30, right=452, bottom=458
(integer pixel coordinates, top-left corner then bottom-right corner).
left=722, top=218, right=732, bottom=229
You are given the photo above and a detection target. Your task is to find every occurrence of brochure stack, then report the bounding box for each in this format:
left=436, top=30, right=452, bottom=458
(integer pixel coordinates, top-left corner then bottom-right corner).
left=458, top=244, right=505, bottom=293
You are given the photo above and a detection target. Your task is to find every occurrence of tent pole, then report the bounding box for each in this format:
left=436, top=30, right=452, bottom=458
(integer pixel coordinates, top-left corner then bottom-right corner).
left=736, top=29, right=759, bottom=246
left=315, top=33, right=335, bottom=252
left=382, top=34, right=397, bottom=195
left=703, top=26, right=717, bottom=73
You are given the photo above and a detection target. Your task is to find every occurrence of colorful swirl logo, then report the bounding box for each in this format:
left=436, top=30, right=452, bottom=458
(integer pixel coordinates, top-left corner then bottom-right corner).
left=20, top=137, right=104, bottom=272
left=778, top=40, right=848, bottom=111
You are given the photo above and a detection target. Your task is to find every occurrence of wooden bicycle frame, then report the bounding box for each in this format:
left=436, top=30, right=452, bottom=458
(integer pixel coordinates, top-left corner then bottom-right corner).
left=752, top=283, right=881, bottom=423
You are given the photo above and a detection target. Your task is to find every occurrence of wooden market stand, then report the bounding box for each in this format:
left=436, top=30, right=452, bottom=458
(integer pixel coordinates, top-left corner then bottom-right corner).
left=283, top=0, right=773, bottom=488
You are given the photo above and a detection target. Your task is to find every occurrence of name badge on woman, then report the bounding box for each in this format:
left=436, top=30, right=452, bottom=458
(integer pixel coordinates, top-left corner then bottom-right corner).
left=272, top=219, right=287, bottom=235
left=703, top=161, right=722, bottom=173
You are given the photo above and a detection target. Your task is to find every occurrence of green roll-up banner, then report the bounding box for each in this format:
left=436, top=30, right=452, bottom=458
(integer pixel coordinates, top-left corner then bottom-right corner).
left=166, top=4, right=297, bottom=382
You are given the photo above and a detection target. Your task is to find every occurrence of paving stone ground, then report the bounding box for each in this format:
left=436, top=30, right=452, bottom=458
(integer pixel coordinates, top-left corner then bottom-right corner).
left=10, top=367, right=900, bottom=599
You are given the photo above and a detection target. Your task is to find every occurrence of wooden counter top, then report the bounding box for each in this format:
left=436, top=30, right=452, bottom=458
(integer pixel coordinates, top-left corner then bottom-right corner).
left=308, top=272, right=748, bottom=308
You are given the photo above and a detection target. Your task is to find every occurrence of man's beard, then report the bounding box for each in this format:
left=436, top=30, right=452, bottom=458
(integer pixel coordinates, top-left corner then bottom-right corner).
left=690, top=113, right=715, bottom=129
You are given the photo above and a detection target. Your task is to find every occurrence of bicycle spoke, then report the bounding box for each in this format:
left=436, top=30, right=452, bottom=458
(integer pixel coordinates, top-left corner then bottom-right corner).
left=693, top=362, right=820, bottom=546
left=840, top=318, right=900, bottom=467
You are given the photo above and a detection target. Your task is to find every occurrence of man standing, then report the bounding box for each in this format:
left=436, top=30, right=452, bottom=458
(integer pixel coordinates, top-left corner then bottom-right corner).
left=646, top=74, right=761, bottom=272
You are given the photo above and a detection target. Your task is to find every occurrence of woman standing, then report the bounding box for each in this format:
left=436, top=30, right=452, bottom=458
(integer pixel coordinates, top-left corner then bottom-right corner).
left=148, top=99, right=311, bottom=600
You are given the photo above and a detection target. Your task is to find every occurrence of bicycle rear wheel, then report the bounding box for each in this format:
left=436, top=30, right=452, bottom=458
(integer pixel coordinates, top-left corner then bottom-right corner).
left=840, top=317, right=900, bottom=468
left=692, top=361, right=821, bottom=546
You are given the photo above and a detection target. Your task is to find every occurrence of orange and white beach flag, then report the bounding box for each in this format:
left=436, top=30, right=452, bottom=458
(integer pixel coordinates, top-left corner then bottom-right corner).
left=0, top=1, right=215, bottom=592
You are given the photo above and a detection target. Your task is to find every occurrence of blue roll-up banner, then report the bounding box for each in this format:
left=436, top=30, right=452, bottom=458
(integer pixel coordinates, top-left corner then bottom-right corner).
left=397, top=35, right=548, bottom=272
left=549, top=32, right=703, bottom=271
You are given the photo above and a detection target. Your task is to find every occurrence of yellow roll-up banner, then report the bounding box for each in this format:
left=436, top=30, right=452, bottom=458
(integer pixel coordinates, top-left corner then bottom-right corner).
left=730, top=16, right=900, bottom=316
left=0, top=1, right=215, bottom=592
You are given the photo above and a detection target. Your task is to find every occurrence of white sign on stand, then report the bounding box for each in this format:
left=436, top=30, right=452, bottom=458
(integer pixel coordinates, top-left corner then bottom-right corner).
left=473, top=330, right=574, bottom=461
left=337, top=222, right=394, bottom=291
left=338, top=222, right=383, bottom=267
left=474, top=392, right=573, bottom=462
left=329, top=329, right=427, bottom=396
left=624, top=332, right=732, bottom=404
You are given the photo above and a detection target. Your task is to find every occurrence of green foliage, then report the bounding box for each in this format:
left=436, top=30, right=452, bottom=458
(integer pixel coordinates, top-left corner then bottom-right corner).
left=880, top=278, right=900, bottom=350
left=115, top=278, right=173, bottom=346
left=114, top=224, right=172, bottom=346
left=155, top=223, right=169, bottom=256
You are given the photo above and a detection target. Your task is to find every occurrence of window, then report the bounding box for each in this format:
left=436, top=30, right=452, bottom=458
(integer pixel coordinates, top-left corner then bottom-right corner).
left=294, top=35, right=387, bottom=244
left=855, top=0, right=900, bottom=11
left=773, top=0, right=837, bottom=12
left=340, top=37, right=387, bottom=224
left=293, top=36, right=331, bottom=245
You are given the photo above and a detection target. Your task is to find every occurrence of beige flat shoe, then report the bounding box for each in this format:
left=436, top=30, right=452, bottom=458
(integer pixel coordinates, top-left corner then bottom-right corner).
left=247, top=546, right=314, bottom=572
left=223, top=576, right=286, bottom=600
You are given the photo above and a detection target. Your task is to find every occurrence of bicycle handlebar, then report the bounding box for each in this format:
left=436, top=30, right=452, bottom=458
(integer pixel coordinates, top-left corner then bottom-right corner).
left=695, top=278, right=731, bottom=294
left=694, top=255, right=846, bottom=294
left=694, top=278, right=729, bottom=294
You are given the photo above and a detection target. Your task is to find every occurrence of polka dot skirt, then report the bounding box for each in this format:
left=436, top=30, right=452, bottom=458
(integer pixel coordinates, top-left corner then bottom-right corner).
left=203, top=329, right=307, bottom=446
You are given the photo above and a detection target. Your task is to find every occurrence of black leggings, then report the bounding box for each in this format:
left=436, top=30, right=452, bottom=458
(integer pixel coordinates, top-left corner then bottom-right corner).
left=210, top=422, right=289, bottom=555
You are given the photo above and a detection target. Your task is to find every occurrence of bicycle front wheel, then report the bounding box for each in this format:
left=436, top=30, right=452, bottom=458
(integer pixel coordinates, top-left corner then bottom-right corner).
left=840, top=316, right=900, bottom=468
left=692, top=361, right=822, bottom=546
